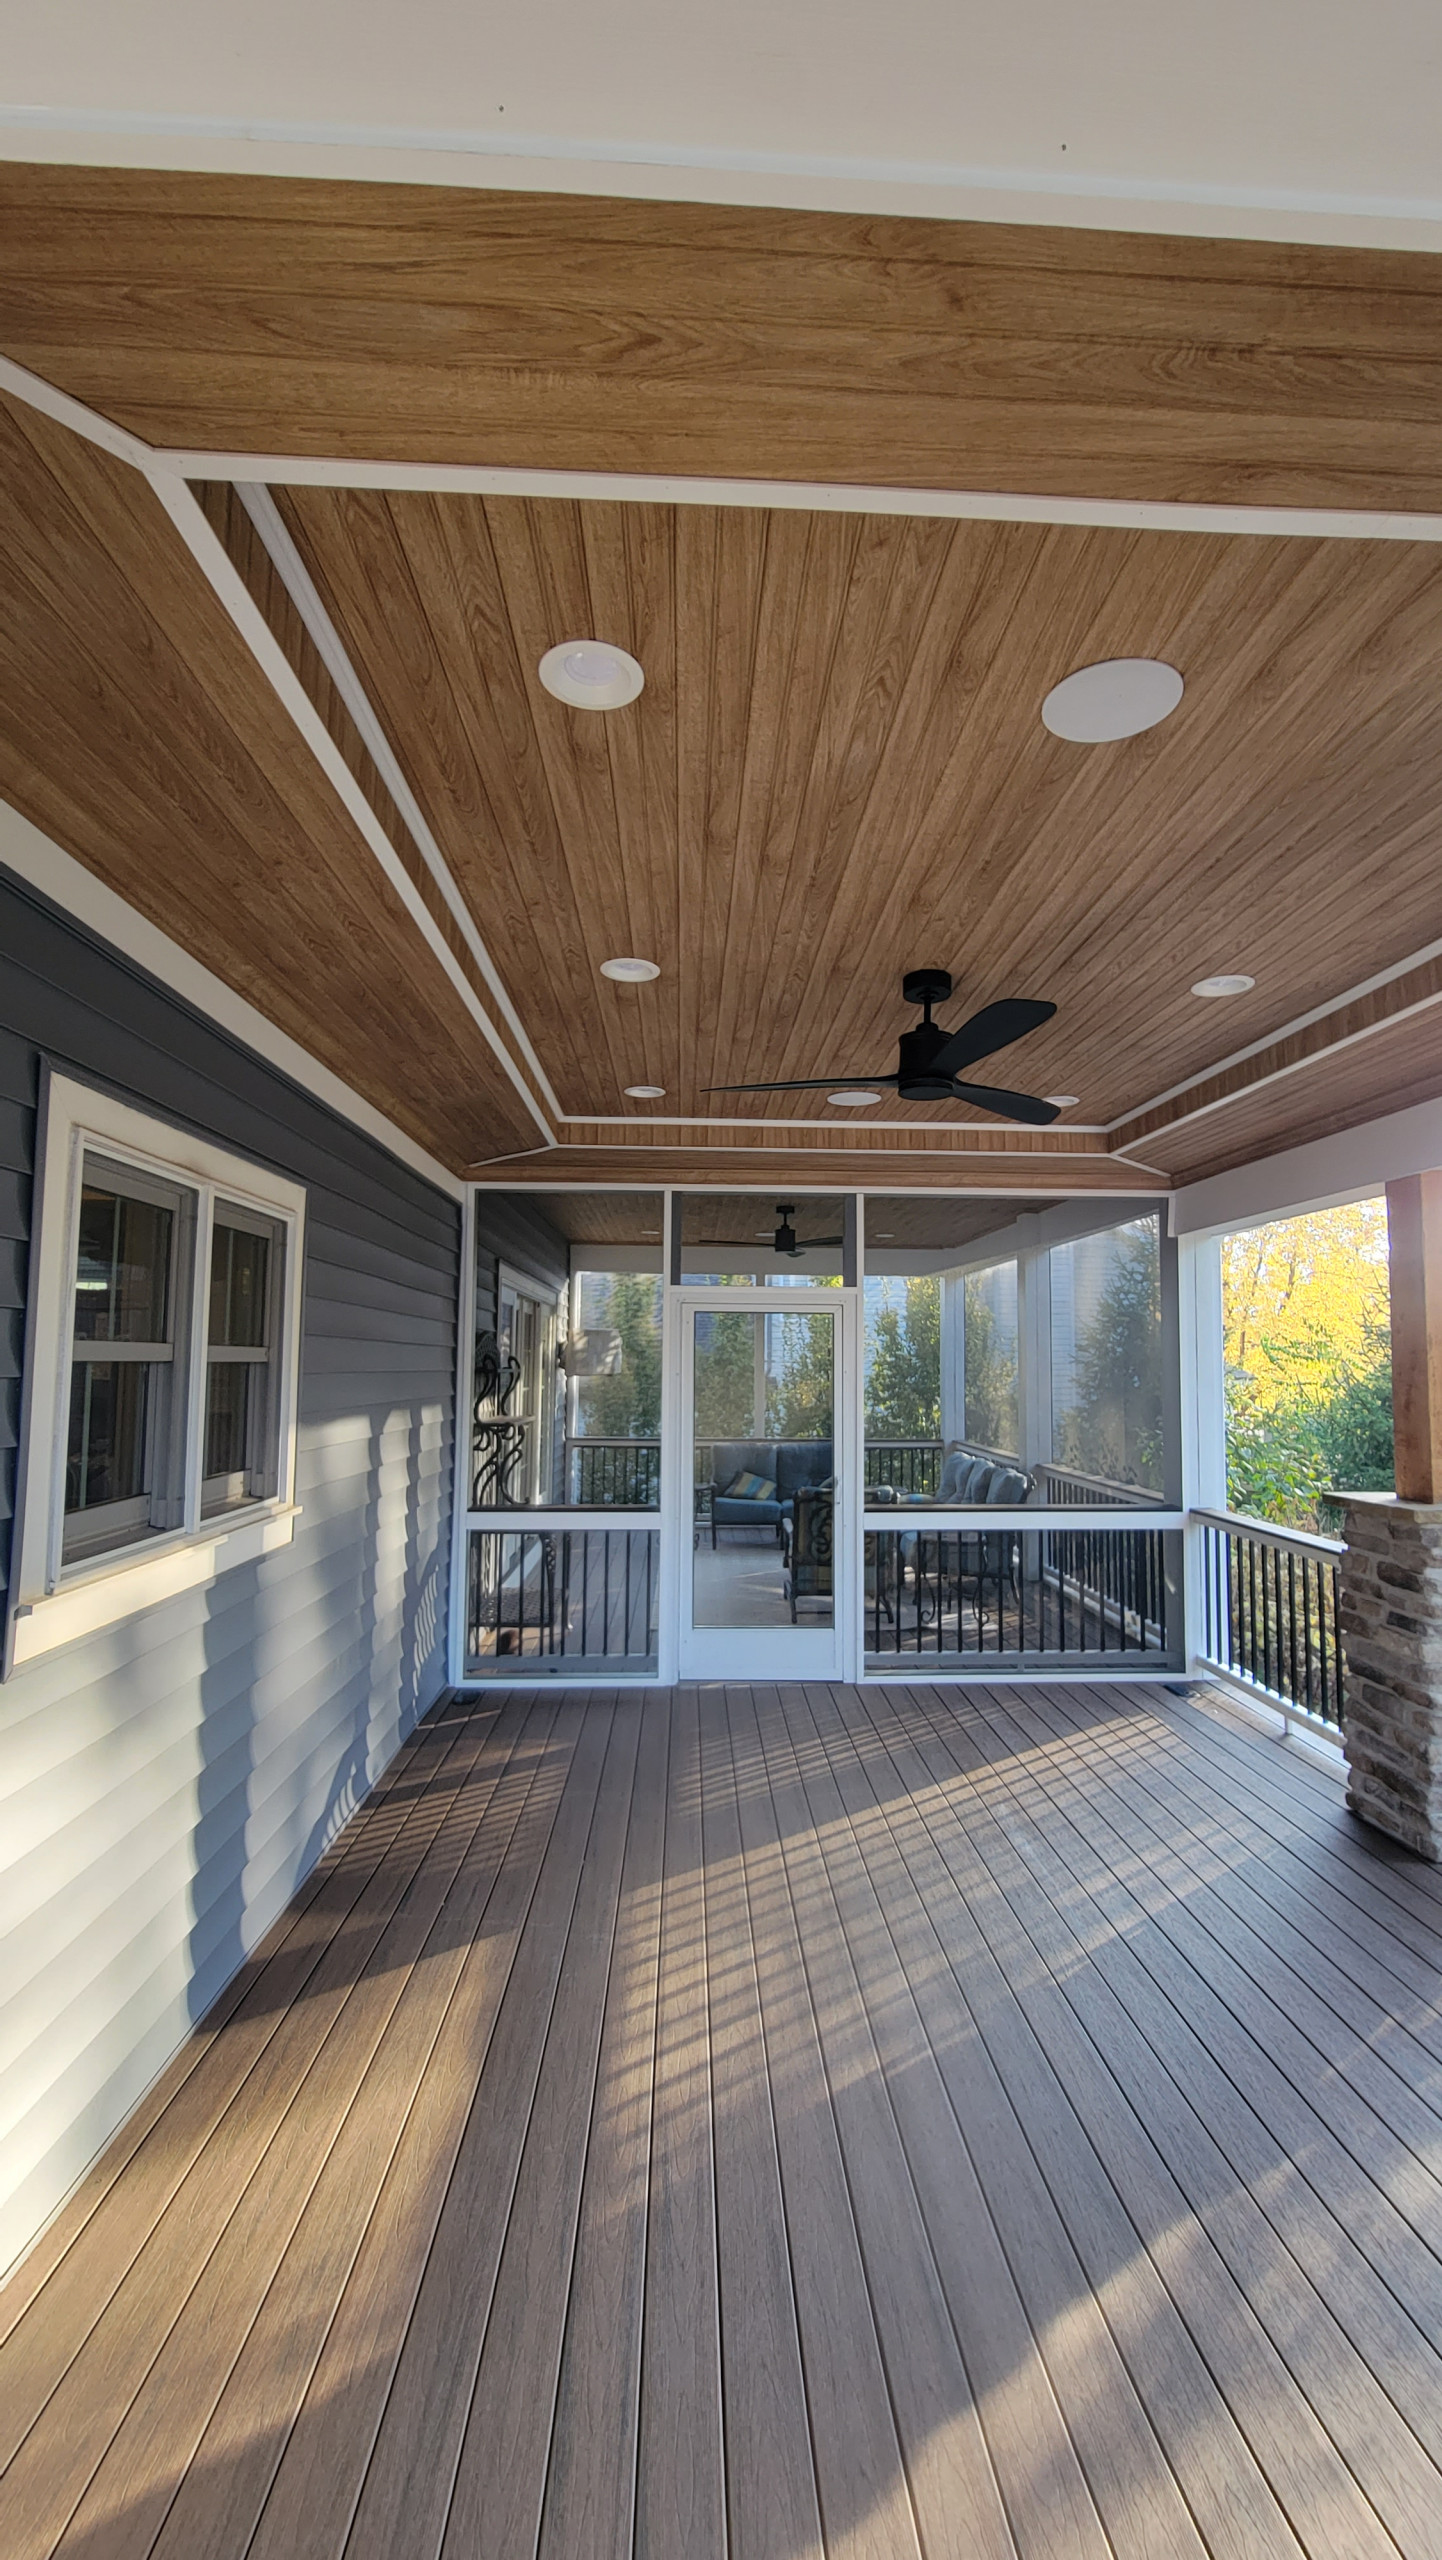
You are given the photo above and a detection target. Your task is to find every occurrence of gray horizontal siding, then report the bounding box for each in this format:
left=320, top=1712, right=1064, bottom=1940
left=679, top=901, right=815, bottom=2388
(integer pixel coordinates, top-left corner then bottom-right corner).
left=0, top=859, right=460, bottom=2279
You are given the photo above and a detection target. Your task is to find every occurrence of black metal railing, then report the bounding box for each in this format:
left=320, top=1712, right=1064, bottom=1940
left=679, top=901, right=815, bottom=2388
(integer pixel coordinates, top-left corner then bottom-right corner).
left=865, top=1440, right=944, bottom=1495
left=1196, top=1510, right=1344, bottom=1728
left=566, top=1438, right=661, bottom=1506
left=466, top=1526, right=659, bottom=1673
left=865, top=1522, right=1174, bottom=1662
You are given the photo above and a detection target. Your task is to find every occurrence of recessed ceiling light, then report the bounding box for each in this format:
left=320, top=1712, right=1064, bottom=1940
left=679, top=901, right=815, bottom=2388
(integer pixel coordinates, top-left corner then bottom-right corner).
left=538, top=639, right=644, bottom=710
left=624, top=1083, right=666, bottom=1098
left=1191, top=973, right=1255, bottom=998
left=1042, top=658, right=1184, bottom=743
left=872, top=1230, right=896, bottom=1238
left=1045, top=1094, right=1080, bottom=1108
left=828, top=1089, right=882, bottom=1106
left=600, top=957, right=660, bottom=983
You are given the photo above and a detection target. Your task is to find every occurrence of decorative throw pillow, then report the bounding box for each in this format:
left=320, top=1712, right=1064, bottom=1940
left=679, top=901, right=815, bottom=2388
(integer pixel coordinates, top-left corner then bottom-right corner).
left=725, top=1469, right=778, bottom=1503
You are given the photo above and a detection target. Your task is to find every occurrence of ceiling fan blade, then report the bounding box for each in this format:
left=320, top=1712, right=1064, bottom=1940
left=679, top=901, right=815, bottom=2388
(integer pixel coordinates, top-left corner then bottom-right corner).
left=704, top=1075, right=897, bottom=1093
left=949, top=1079, right=1061, bottom=1126
left=929, top=998, right=1056, bottom=1080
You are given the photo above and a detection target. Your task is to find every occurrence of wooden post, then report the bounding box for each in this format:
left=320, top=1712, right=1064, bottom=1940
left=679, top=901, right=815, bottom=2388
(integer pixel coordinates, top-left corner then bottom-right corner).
left=1386, top=1173, right=1442, bottom=1501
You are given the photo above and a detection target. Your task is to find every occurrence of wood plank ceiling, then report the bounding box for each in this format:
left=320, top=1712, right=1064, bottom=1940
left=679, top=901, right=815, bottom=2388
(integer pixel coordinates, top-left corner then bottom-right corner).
left=7, top=167, right=1442, bottom=508
left=1, top=163, right=1441, bottom=1188
left=272, top=485, right=1442, bottom=1141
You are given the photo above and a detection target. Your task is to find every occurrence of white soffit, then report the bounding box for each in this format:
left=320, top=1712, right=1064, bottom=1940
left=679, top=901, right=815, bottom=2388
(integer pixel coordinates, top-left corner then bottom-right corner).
left=4, top=0, right=1442, bottom=251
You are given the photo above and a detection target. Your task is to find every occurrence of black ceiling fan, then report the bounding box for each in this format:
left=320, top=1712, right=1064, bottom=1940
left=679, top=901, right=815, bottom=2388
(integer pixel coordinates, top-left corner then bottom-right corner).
left=709, top=969, right=1060, bottom=1124
left=756, top=1204, right=846, bottom=1258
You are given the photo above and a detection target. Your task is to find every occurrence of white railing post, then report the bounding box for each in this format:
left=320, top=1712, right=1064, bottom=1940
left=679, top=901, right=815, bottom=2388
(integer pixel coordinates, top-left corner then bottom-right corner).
left=1177, top=1230, right=1226, bottom=1672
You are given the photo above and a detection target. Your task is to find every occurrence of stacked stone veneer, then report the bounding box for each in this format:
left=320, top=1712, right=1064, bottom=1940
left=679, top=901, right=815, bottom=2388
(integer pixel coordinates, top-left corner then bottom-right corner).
left=1339, top=1496, right=1442, bottom=1860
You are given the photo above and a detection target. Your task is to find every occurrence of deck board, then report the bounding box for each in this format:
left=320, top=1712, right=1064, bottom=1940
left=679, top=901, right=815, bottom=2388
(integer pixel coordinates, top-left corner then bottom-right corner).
left=4, top=1680, right=1442, bottom=2560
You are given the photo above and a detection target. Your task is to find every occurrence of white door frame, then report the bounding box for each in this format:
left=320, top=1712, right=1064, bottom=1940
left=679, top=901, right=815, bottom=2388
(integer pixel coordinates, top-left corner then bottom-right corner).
left=669, top=1283, right=858, bottom=1681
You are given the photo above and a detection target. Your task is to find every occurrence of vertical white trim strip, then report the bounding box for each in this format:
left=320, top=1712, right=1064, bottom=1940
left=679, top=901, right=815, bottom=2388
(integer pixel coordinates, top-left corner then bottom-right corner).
left=448, top=1185, right=478, bottom=1685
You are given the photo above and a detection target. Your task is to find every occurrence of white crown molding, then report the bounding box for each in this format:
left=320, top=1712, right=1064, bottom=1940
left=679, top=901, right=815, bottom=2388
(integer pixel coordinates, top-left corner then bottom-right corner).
left=559, top=1111, right=1109, bottom=1134
left=156, top=456, right=1442, bottom=550
left=5, top=110, right=1442, bottom=252
left=0, top=798, right=464, bottom=1198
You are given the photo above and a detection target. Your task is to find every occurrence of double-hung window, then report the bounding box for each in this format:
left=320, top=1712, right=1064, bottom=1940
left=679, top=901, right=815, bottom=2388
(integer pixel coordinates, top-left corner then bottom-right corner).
left=65, top=1162, right=193, bottom=1563
left=12, top=1076, right=305, bottom=1665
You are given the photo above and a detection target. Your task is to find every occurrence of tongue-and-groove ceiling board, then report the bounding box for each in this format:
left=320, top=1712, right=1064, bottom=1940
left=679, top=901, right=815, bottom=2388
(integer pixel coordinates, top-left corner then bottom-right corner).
left=5, top=168, right=1442, bottom=508
left=271, top=483, right=1442, bottom=1140
left=0, top=391, right=543, bottom=1166
left=4, top=162, right=1442, bottom=1186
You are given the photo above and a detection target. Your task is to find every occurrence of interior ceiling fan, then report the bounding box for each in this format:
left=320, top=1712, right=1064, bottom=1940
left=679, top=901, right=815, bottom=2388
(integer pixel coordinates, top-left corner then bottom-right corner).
left=710, top=969, right=1061, bottom=1124
left=756, top=1204, right=846, bottom=1257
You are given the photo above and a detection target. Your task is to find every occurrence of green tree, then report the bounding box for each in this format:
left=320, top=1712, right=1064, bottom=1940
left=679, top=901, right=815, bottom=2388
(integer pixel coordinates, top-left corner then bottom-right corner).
left=865, top=1278, right=940, bottom=1439
left=571, top=1273, right=663, bottom=1439
left=1056, top=1228, right=1162, bottom=1488
left=692, top=1308, right=760, bottom=1440
left=767, top=1310, right=835, bottom=1441
left=962, top=1289, right=1018, bottom=1453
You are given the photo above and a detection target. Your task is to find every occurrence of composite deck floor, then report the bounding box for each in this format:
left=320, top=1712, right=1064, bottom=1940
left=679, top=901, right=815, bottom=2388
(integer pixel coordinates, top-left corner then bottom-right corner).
left=5, top=1682, right=1442, bottom=2559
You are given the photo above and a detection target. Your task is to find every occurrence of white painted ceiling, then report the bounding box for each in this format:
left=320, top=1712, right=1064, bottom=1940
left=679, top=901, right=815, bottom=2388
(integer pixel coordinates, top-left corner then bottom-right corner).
left=4, top=0, right=1442, bottom=249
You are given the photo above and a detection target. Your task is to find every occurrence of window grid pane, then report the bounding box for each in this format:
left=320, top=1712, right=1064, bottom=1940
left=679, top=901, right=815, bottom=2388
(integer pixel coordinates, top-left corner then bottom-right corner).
left=73, top=1185, right=173, bottom=1346
left=209, top=1221, right=271, bottom=1350
left=66, top=1360, right=150, bottom=1514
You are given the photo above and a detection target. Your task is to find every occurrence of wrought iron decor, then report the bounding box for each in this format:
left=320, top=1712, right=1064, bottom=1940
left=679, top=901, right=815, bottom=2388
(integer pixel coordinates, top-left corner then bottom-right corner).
left=471, top=1329, right=528, bottom=1507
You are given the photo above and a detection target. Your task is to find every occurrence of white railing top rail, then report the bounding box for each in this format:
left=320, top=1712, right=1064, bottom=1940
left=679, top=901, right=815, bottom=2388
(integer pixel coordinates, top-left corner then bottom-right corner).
left=564, top=1435, right=661, bottom=1447
left=865, top=1506, right=1184, bottom=1534
left=1191, top=1505, right=1345, bottom=1560
left=468, top=1508, right=661, bottom=1534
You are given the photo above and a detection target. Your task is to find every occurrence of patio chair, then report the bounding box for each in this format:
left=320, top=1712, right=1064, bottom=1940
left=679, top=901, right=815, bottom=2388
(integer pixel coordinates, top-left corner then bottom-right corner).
left=784, top=1482, right=833, bottom=1620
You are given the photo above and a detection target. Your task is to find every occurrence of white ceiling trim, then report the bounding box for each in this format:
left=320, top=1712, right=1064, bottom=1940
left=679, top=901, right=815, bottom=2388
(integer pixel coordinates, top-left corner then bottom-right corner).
left=153, top=454, right=1442, bottom=549
left=1119, top=980, right=1442, bottom=1153
left=5, top=109, right=1442, bottom=253
left=4, top=346, right=1440, bottom=1172
left=0, top=349, right=161, bottom=473
left=559, top=1111, right=1108, bottom=1134
left=1108, top=928, right=1442, bottom=1133
left=235, top=483, right=562, bottom=1120
left=146, top=473, right=557, bottom=1147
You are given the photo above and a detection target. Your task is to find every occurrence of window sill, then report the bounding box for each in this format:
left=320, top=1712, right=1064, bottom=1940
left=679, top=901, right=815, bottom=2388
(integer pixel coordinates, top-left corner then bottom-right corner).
left=9, top=1503, right=302, bottom=1669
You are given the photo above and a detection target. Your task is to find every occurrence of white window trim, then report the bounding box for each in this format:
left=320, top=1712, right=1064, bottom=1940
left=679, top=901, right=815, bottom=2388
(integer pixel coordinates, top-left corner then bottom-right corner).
left=7, top=1075, right=307, bottom=1671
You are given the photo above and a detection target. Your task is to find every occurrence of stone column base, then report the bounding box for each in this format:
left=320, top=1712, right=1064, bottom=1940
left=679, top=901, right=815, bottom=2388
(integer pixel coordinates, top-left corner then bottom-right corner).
left=1338, top=1494, right=1442, bottom=1861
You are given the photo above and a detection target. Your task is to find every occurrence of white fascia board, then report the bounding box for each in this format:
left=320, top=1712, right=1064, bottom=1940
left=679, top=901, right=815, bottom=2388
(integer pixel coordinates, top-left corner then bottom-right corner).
left=904, top=1193, right=1167, bottom=1280
left=0, top=798, right=464, bottom=1200
left=568, top=1245, right=665, bottom=1274
left=1170, top=1099, right=1442, bottom=1238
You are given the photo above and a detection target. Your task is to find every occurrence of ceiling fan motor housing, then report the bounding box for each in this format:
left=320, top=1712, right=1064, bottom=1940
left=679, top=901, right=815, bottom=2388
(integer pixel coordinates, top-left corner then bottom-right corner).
left=896, top=1017, right=959, bottom=1099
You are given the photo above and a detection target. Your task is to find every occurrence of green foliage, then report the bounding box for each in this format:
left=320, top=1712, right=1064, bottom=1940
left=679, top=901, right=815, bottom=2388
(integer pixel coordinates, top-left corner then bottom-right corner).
left=1225, top=1308, right=1394, bottom=1528
left=693, top=1308, right=760, bottom=1440
left=1054, top=1227, right=1162, bottom=1489
left=865, top=1278, right=940, bottom=1439
left=571, top=1274, right=662, bottom=1440
left=766, top=1311, right=835, bottom=1441
left=962, top=1288, right=1018, bottom=1453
